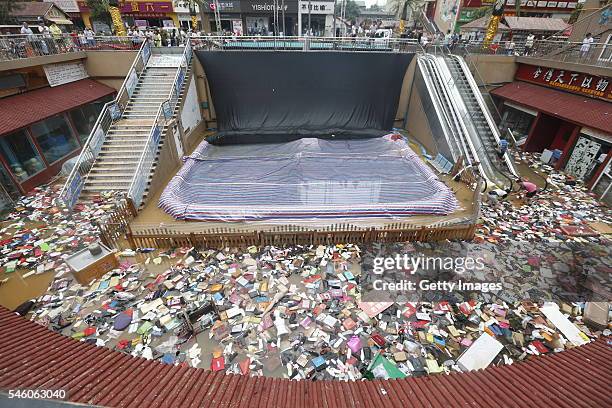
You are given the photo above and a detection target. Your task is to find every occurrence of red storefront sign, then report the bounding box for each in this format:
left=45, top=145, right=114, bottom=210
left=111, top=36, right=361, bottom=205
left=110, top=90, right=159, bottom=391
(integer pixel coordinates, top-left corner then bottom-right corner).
left=121, top=1, right=174, bottom=16
left=78, top=1, right=174, bottom=16
left=515, top=63, right=612, bottom=102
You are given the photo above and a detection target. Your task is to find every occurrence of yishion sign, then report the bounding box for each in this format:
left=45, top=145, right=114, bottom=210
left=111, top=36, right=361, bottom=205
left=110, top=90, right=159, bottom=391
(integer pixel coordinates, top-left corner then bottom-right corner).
left=241, top=0, right=298, bottom=13
left=515, top=64, right=611, bottom=102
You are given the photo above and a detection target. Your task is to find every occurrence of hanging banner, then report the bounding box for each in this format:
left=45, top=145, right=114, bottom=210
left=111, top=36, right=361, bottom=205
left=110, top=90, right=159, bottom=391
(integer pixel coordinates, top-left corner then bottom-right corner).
left=62, top=173, right=83, bottom=209
left=126, top=68, right=138, bottom=98
left=141, top=41, right=152, bottom=67
left=163, top=101, right=173, bottom=121
left=110, top=103, right=122, bottom=120
left=152, top=125, right=162, bottom=146
left=90, top=126, right=106, bottom=156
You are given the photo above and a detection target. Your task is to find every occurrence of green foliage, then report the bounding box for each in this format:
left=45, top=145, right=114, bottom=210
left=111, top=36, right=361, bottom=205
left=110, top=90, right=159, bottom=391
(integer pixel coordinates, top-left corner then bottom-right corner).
left=0, top=0, right=23, bottom=24
left=335, top=0, right=361, bottom=23
left=86, top=0, right=112, bottom=27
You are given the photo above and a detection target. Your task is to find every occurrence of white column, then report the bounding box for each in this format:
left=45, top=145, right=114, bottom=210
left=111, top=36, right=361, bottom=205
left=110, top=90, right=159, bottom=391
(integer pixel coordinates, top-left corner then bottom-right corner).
left=298, top=8, right=302, bottom=35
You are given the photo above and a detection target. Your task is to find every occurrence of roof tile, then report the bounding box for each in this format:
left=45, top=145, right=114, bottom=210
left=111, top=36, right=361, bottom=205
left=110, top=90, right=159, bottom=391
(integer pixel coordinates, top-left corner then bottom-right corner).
left=0, top=79, right=115, bottom=136
left=0, top=307, right=610, bottom=407
left=491, top=81, right=612, bottom=135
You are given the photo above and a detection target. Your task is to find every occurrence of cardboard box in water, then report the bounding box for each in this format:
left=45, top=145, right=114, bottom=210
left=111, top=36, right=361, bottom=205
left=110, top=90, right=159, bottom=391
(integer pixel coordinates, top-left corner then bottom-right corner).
left=457, top=332, right=503, bottom=372
left=65, top=243, right=119, bottom=285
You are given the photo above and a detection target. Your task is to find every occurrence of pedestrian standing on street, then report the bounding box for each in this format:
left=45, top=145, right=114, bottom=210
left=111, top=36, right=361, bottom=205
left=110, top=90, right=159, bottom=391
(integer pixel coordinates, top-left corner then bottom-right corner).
left=21, top=22, right=34, bottom=39
left=505, top=38, right=515, bottom=55
left=497, top=138, right=509, bottom=158
left=524, top=33, right=535, bottom=55
left=84, top=27, right=95, bottom=47
left=154, top=30, right=162, bottom=47
left=580, top=33, right=594, bottom=58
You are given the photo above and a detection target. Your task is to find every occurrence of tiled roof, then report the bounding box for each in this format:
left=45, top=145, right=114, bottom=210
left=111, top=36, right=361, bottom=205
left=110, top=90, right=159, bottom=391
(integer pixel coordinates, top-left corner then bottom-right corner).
left=9, top=2, right=54, bottom=17
left=460, top=16, right=510, bottom=31
left=0, top=306, right=611, bottom=407
left=504, top=17, right=569, bottom=32
left=0, top=79, right=115, bottom=136
left=491, top=81, right=612, bottom=135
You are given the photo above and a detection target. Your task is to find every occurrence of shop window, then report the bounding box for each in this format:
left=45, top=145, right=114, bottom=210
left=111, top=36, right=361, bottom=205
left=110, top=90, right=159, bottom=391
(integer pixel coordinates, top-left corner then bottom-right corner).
left=30, top=115, right=80, bottom=164
left=501, top=106, right=534, bottom=139
left=69, top=97, right=111, bottom=143
left=598, top=34, right=612, bottom=63
left=0, top=130, right=45, bottom=182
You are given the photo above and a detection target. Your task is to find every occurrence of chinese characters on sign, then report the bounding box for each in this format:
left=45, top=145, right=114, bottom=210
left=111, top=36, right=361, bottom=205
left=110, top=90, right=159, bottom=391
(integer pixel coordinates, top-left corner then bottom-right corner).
left=298, top=0, right=335, bottom=14
left=516, top=64, right=611, bottom=101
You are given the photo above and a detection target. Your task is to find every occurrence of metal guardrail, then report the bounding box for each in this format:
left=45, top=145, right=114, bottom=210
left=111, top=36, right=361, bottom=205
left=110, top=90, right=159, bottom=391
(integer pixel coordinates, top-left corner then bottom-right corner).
left=529, top=40, right=611, bottom=68
left=0, top=34, right=142, bottom=61
left=58, top=40, right=152, bottom=208
left=127, top=42, right=193, bottom=208
left=451, top=39, right=611, bottom=67
left=190, top=35, right=424, bottom=53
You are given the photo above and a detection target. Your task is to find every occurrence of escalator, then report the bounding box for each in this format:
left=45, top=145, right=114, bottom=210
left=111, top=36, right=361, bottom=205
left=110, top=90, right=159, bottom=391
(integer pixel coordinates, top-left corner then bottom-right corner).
left=415, top=53, right=519, bottom=190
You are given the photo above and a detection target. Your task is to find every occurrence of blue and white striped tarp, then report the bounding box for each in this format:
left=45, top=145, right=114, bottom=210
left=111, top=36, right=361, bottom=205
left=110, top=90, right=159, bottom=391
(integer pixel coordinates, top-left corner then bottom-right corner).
left=159, top=135, right=459, bottom=222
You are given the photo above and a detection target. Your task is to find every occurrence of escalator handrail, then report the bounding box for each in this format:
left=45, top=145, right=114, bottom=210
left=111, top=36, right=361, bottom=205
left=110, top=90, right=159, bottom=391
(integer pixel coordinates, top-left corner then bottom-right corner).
left=430, top=55, right=505, bottom=189
left=449, top=54, right=520, bottom=179
left=426, top=56, right=483, bottom=171
left=416, top=57, right=465, bottom=162
left=436, top=55, right=514, bottom=191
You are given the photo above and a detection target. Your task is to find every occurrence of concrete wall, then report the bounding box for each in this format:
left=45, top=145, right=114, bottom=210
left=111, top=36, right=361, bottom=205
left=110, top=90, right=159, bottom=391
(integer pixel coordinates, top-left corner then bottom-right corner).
left=146, top=121, right=182, bottom=206
left=0, top=52, right=86, bottom=73
left=193, top=57, right=216, bottom=129
left=83, top=50, right=138, bottom=91
left=464, top=54, right=518, bottom=86
left=395, top=57, right=418, bottom=127
left=405, top=80, right=439, bottom=155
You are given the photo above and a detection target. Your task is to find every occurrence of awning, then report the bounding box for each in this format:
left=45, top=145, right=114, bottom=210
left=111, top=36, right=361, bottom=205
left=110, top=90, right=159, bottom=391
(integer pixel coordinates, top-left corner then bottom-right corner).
left=0, top=79, right=115, bottom=136
left=47, top=17, right=73, bottom=25
left=491, top=81, right=612, bottom=135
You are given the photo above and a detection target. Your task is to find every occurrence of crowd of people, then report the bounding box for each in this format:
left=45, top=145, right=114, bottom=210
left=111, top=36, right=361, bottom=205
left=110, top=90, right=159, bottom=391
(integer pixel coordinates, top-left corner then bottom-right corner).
left=0, top=22, right=204, bottom=59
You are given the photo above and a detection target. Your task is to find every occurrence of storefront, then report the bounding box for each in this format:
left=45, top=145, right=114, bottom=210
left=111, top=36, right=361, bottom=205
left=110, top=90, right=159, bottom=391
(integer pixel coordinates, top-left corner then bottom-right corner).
left=0, top=79, right=115, bottom=194
left=172, top=0, right=202, bottom=30
left=492, top=63, right=611, bottom=188
left=201, top=1, right=243, bottom=34
left=241, top=0, right=298, bottom=36
left=119, top=1, right=178, bottom=28
left=298, top=0, right=334, bottom=36
left=458, top=0, right=577, bottom=30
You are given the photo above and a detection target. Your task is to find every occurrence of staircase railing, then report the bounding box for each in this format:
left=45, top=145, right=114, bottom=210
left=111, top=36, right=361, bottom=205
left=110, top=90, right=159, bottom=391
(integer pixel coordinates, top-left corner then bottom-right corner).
left=58, top=40, right=152, bottom=208
left=127, top=43, right=193, bottom=209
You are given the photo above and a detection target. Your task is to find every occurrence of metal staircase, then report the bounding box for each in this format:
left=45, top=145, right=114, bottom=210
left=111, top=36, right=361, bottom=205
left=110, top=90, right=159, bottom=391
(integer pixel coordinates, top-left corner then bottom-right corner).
left=82, top=65, right=179, bottom=197
left=59, top=42, right=193, bottom=209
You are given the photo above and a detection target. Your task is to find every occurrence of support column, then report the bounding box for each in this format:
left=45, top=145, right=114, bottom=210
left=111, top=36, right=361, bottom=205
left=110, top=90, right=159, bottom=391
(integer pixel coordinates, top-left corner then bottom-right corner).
left=587, top=149, right=612, bottom=190
left=298, top=10, right=302, bottom=36
left=522, top=112, right=541, bottom=151
left=555, top=126, right=580, bottom=171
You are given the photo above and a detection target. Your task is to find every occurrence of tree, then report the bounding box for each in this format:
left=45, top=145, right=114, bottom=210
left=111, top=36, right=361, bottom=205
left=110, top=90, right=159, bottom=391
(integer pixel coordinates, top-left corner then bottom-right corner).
left=368, top=4, right=382, bottom=12
left=335, top=0, right=361, bottom=23
left=86, top=0, right=112, bottom=28
left=387, top=0, right=426, bottom=18
left=0, top=0, right=22, bottom=24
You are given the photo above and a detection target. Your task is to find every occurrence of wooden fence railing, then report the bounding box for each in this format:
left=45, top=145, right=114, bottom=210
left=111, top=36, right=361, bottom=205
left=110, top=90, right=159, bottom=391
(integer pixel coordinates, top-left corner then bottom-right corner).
left=97, top=177, right=484, bottom=250
left=96, top=198, right=137, bottom=248
left=125, top=222, right=477, bottom=249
